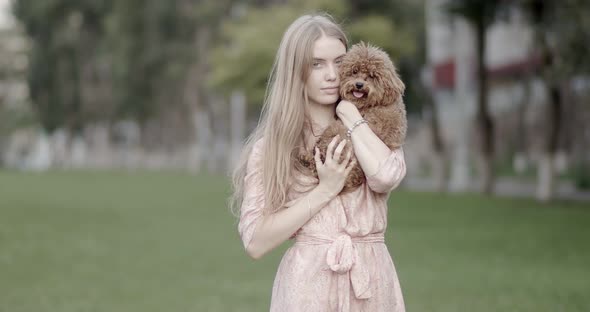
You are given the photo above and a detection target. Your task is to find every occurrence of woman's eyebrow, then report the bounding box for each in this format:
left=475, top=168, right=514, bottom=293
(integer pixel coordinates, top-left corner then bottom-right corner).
left=314, top=55, right=346, bottom=61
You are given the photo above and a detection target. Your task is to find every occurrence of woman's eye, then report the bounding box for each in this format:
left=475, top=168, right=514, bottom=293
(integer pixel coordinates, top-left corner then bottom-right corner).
left=312, top=62, right=321, bottom=68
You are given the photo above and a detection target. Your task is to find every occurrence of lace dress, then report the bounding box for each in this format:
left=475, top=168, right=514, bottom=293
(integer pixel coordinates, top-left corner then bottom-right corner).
left=238, top=138, right=407, bottom=312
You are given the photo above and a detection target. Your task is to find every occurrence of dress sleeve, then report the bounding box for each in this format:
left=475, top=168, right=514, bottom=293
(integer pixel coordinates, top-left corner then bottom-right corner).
left=365, top=147, right=407, bottom=194
left=237, top=139, right=265, bottom=251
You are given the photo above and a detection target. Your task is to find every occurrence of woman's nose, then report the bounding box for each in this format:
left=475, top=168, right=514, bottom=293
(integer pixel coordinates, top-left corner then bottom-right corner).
left=326, top=64, right=337, bottom=80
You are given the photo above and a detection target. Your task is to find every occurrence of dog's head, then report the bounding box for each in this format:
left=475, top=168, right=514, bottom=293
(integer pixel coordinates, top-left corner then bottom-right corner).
left=339, top=42, right=405, bottom=109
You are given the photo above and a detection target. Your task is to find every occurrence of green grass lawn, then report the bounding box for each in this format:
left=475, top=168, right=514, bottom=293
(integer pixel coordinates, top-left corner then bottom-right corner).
left=1, top=170, right=589, bottom=312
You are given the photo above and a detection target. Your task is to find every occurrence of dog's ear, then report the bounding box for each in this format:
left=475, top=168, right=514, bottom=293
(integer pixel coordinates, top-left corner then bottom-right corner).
left=383, top=62, right=405, bottom=104
left=364, top=46, right=405, bottom=105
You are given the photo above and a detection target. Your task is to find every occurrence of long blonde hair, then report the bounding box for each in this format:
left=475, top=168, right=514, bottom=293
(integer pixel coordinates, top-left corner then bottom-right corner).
left=229, top=13, right=348, bottom=217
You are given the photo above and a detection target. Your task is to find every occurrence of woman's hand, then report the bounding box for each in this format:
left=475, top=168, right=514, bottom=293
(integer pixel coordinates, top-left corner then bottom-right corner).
left=336, top=100, right=363, bottom=128
left=314, top=134, right=356, bottom=198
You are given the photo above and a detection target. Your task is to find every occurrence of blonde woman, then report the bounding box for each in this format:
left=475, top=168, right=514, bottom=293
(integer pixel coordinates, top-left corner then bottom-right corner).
left=230, top=14, right=407, bottom=312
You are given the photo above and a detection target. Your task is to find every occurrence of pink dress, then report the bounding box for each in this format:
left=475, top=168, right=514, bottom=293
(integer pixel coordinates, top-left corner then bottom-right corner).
left=239, top=139, right=407, bottom=312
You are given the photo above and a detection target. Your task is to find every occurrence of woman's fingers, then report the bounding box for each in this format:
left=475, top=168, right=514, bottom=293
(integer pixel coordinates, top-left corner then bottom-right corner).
left=326, top=135, right=340, bottom=162
left=344, top=149, right=353, bottom=168
left=333, top=139, right=347, bottom=164
left=345, top=160, right=356, bottom=176
left=344, top=148, right=353, bottom=163
left=345, top=152, right=356, bottom=173
left=346, top=154, right=355, bottom=167
left=314, top=147, right=322, bottom=166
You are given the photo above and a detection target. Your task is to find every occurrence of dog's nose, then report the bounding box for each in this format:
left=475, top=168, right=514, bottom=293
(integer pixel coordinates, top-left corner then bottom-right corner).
left=355, top=82, right=364, bottom=89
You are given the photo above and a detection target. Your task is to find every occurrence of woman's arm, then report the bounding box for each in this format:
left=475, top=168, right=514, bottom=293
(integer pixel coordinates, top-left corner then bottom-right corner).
left=240, top=137, right=353, bottom=260
left=246, top=186, right=334, bottom=260
left=337, top=100, right=391, bottom=175
left=336, top=100, right=407, bottom=193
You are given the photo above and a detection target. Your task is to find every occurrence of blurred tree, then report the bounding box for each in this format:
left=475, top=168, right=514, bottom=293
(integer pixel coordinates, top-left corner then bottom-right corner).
left=9, top=0, right=427, bottom=172
left=13, top=0, right=113, bottom=134
left=106, top=0, right=200, bottom=148
left=445, top=0, right=501, bottom=195
left=178, top=0, right=235, bottom=172
left=209, top=0, right=420, bottom=111
left=14, top=0, right=206, bottom=148
left=516, top=0, right=590, bottom=201
left=208, top=1, right=338, bottom=111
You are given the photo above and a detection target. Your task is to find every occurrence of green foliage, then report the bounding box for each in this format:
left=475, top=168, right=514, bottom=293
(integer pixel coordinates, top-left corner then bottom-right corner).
left=106, top=0, right=196, bottom=122
left=572, top=163, right=590, bottom=190
left=208, top=5, right=296, bottom=108
left=518, top=0, right=590, bottom=77
left=195, top=0, right=234, bottom=26
left=208, top=0, right=421, bottom=109
left=208, top=0, right=349, bottom=108
left=11, top=0, right=426, bottom=130
left=0, top=105, right=36, bottom=138
left=347, top=15, right=416, bottom=59
left=10, top=0, right=429, bottom=132
left=13, top=0, right=115, bottom=132
left=445, top=0, right=501, bottom=27
left=12, top=0, right=205, bottom=130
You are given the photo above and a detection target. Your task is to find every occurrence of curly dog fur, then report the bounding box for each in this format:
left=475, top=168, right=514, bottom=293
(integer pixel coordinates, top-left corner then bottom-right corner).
left=296, top=42, right=407, bottom=194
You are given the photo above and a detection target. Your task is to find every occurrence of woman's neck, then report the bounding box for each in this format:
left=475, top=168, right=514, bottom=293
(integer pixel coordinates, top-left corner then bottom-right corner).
left=307, top=103, right=336, bottom=133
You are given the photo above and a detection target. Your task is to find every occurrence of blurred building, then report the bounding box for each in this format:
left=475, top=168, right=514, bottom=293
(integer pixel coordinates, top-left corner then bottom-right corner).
left=421, top=0, right=577, bottom=191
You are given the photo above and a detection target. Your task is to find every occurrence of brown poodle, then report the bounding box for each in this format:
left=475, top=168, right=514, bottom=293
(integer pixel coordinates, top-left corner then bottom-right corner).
left=296, top=42, right=407, bottom=194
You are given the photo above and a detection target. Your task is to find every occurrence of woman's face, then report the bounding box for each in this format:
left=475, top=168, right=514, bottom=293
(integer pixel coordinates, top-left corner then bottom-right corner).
left=305, top=35, right=346, bottom=107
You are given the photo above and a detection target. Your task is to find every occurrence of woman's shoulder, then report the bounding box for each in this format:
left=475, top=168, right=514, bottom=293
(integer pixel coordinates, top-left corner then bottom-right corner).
left=251, top=137, right=265, bottom=156
left=246, top=137, right=265, bottom=166
left=253, top=137, right=264, bottom=149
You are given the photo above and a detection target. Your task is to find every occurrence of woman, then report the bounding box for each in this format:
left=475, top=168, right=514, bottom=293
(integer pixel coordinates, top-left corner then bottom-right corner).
left=230, top=13, right=407, bottom=312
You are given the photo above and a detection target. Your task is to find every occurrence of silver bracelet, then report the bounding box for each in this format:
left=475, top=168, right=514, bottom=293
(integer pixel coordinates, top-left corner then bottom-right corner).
left=346, top=119, right=368, bottom=138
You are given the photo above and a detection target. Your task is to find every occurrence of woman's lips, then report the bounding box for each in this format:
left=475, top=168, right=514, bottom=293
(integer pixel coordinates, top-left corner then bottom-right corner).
left=322, top=87, right=339, bottom=94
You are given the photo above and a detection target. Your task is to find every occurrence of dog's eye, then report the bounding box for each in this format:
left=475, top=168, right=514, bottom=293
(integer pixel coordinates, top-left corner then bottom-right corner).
left=352, top=68, right=358, bottom=74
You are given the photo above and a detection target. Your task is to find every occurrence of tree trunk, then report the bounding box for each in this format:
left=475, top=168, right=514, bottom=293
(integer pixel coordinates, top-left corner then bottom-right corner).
left=513, top=73, right=532, bottom=174
left=534, top=21, right=563, bottom=202
left=475, top=20, right=495, bottom=195
left=229, top=90, right=247, bottom=172
left=449, top=17, right=474, bottom=192
left=536, top=84, right=562, bottom=201
left=194, top=107, right=213, bottom=173
left=425, top=94, right=449, bottom=192
left=184, top=25, right=214, bottom=173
